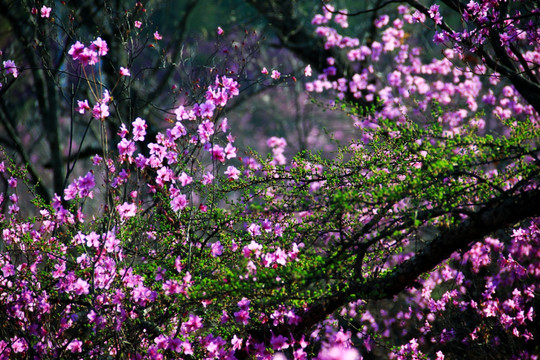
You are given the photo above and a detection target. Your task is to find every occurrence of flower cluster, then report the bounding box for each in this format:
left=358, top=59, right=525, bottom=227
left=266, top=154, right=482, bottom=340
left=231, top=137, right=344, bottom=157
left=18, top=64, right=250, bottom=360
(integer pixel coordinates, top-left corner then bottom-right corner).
left=306, top=2, right=540, bottom=135
left=1, top=2, right=539, bottom=359
left=68, top=37, right=109, bottom=66
left=1, top=56, right=18, bottom=90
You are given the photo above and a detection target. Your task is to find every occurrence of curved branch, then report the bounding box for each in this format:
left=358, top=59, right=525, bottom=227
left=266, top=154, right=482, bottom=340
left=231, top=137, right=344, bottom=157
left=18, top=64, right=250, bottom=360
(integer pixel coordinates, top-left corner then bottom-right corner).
left=242, top=187, right=540, bottom=349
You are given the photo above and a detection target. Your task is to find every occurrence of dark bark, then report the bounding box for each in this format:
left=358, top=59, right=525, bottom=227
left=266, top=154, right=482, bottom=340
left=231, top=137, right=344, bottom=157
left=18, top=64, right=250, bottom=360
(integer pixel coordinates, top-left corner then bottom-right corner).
left=0, top=2, right=64, bottom=198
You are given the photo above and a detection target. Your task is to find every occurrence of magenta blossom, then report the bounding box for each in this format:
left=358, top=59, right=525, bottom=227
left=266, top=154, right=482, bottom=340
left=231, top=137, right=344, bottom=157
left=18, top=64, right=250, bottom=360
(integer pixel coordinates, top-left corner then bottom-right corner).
left=2, top=60, right=18, bottom=78
left=76, top=99, right=90, bottom=114
left=120, top=67, right=131, bottom=76
left=40, top=5, right=51, bottom=18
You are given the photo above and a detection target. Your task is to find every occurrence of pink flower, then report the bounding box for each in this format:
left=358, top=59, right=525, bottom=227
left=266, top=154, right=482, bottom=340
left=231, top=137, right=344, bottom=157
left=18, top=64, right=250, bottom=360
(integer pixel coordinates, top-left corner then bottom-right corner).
left=217, top=27, right=224, bottom=35
left=270, top=334, right=289, bottom=350
left=374, top=14, right=389, bottom=28
left=73, top=278, right=90, bottom=295
left=499, top=32, right=512, bottom=46
left=40, top=5, right=52, bottom=18
left=334, top=11, right=349, bottom=28
left=154, top=31, right=162, bottom=40
left=67, top=339, right=83, bottom=353
left=182, top=314, right=203, bottom=333
left=78, top=171, right=96, bottom=198
left=178, top=172, right=193, bottom=187
left=247, top=224, right=261, bottom=237
left=102, top=89, right=111, bottom=103
left=134, top=20, right=142, bottom=28
left=103, top=231, right=120, bottom=253
left=199, top=100, right=216, bottom=119
left=202, top=172, right=214, bottom=185
left=318, top=346, right=360, bottom=360
left=412, top=10, right=426, bottom=23
left=78, top=47, right=99, bottom=66
left=68, top=41, right=85, bottom=61
left=132, top=284, right=156, bottom=306
left=1, top=263, right=15, bottom=277
left=238, top=297, right=250, bottom=310
left=433, top=31, right=448, bottom=44
left=210, top=241, right=223, bottom=257
left=170, top=193, right=188, bottom=212
left=132, top=117, right=147, bottom=141
left=224, top=143, right=237, bottom=159
left=234, top=309, right=251, bottom=325
left=271, top=70, right=281, bottom=80
left=91, top=37, right=109, bottom=56
left=92, top=103, right=110, bottom=119
left=120, top=67, right=131, bottom=76
left=225, top=166, right=241, bottom=180
left=86, top=232, right=100, bottom=248
left=117, top=202, right=137, bottom=220
left=76, top=99, right=90, bottom=114
left=428, top=4, right=443, bottom=25
left=174, top=105, right=195, bottom=120
left=304, top=64, right=312, bottom=77
left=261, top=67, right=269, bottom=75
left=117, top=138, right=135, bottom=157
left=211, top=144, right=225, bottom=162
left=11, top=337, right=28, bottom=353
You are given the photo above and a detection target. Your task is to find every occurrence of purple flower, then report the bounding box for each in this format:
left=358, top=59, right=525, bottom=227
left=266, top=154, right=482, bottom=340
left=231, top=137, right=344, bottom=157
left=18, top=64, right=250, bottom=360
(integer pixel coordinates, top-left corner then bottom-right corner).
left=2, top=60, right=18, bottom=78
left=72, top=278, right=90, bottom=295
left=210, top=241, right=224, bottom=257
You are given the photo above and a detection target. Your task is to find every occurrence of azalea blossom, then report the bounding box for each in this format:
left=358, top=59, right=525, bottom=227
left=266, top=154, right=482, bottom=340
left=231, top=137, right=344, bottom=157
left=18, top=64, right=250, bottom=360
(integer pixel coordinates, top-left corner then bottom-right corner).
left=304, top=64, right=312, bottom=77
left=225, top=165, right=241, bottom=180
left=120, top=67, right=131, bottom=76
left=132, top=117, right=147, bottom=141
left=202, top=172, right=214, bottom=185
left=40, top=6, right=51, bottom=18
left=68, top=41, right=85, bottom=61
left=3, top=60, right=18, bottom=78
left=92, top=103, right=110, bottom=119
left=66, top=339, right=83, bottom=353
left=116, top=202, right=137, bottom=220
left=91, top=37, right=109, bottom=56
left=76, top=99, right=90, bottom=114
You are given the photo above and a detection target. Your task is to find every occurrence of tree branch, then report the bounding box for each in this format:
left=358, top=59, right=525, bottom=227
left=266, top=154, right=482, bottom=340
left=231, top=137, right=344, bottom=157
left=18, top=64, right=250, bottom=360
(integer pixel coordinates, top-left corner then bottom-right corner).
left=243, top=187, right=540, bottom=348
